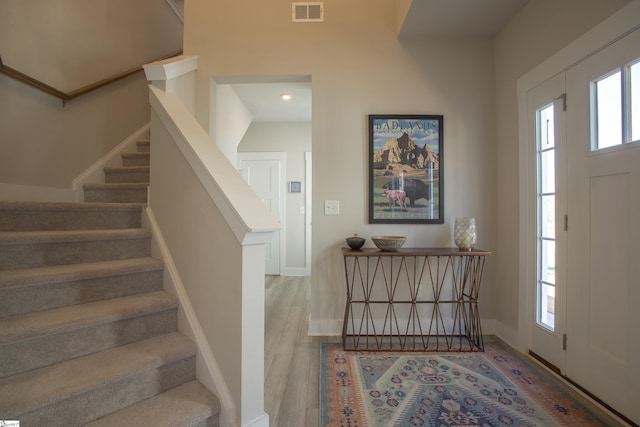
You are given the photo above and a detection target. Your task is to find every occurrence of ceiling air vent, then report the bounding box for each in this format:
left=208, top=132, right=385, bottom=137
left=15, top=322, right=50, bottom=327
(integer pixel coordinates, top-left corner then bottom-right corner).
left=292, top=2, right=324, bottom=23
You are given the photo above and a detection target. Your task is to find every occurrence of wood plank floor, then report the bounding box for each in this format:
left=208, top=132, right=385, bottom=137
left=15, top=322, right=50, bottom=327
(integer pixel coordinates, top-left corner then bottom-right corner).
left=264, top=275, right=629, bottom=427
left=264, top=275, right=332, bottom=427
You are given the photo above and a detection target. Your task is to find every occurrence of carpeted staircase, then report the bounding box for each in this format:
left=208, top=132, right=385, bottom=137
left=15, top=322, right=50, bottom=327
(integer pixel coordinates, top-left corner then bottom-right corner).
left=0, top=138, right=221, bottom=426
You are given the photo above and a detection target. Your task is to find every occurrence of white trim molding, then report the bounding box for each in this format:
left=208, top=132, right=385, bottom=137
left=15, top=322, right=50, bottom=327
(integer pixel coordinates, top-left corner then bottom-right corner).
left=308, top=315, right=497, bottom=337
left=165, top=0, right=184, bottom=23
left=304, top=151, right=312, bottom=276
left=242, top=412, right=269, bottom=427
left=144, top=55, right=197, bottom=82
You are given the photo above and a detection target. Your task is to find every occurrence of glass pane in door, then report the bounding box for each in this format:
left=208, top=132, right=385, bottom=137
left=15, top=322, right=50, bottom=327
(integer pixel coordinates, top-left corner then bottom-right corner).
left=630, top=61, right=640, bottom=142
left=537, top=103, right=556, bottom=330
left=593, top=71, right=622, bottom=149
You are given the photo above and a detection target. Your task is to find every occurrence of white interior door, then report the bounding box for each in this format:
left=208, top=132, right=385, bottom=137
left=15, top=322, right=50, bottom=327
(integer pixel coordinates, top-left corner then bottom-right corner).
left=565, top=28, right=640, bottom=423
left=238, top=153, right=286, bottom=275
left=526, top=74, right=567, bottom=372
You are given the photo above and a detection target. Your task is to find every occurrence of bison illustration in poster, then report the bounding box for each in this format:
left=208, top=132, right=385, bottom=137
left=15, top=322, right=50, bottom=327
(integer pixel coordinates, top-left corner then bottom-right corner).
left=369, top=115, right=443, bottom=224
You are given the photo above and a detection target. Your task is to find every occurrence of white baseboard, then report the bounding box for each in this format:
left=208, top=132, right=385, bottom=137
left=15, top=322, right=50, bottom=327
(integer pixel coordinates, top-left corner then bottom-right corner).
left=0, top=182, right=76, bottom=202
left=308, top=314, right=497, bottom=338
left=282, top=267, right=310, bottom=276
left=242, top=413, right=269, bottom=427
left=481, top=318, right=496, bottom=335
left=495, top=320, right=524, bottom=352
left=307, top=317, right=342, bottom=336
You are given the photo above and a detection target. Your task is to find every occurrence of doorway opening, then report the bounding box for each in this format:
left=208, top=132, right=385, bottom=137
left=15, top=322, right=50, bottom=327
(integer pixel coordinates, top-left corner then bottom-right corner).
left=211, top=75, right=312, bottom=276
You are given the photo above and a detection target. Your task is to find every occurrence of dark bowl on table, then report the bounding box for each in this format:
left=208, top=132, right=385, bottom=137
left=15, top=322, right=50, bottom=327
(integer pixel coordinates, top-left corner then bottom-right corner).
left=346, top=236, right=366, bottom=250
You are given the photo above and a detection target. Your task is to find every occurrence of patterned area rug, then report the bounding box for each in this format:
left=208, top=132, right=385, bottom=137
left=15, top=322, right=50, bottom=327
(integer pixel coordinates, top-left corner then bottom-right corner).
left=320, top=338, right=609, bottom=426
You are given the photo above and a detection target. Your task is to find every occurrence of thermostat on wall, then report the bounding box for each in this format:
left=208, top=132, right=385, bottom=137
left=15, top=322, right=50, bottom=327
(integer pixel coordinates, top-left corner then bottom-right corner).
left=289, top=181, right=302, bottom=193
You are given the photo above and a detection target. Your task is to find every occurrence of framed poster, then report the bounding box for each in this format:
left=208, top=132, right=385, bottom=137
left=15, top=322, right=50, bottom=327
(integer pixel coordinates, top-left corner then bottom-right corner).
left=369, top=114, right=444, bottom=224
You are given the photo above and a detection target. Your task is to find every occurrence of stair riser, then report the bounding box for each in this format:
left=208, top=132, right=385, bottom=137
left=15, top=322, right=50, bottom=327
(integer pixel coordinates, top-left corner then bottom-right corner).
left=104, top=170, right=150, bottom=184
left=0, top=210, right=142, bottom=232
left=1, top=308, right=177, bottom=379
left=14, top=356, right=195, bottom=426
left=121, top=155, right=150, bottom=167
left=0, top=269, right=163, bottom=318
left=137, top=141, right=150, bottom=153
left=84, top=188, right=148, bottom=203
left=85, top=381, right=221, bottom=427
left=0, top=238, right=151, bottom=271
left=194, top=417, right=220, bottom=427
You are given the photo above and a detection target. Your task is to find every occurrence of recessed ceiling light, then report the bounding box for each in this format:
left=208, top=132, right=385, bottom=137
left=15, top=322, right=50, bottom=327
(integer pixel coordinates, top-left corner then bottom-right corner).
left=280, top=93, right=292, bottom=101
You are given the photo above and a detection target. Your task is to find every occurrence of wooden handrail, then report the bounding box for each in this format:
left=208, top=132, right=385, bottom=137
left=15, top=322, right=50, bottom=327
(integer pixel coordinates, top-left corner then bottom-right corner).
left=0, top=49, right=182, bottom=106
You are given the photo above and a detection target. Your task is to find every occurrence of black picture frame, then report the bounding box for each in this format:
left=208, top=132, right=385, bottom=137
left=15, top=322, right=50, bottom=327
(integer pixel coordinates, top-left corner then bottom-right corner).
left=369, top=114, right=444, bottom=224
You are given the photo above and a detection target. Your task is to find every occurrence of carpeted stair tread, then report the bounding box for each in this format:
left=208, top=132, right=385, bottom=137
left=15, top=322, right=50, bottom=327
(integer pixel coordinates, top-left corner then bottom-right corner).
left=86, top=380, right=221, bottom=427
left=0, top=201, right=144, bottom=231
left=0, top=257, right=163, bottom=290
left=0, top=228, right=152, bottom=270
left=103, top=166, right=150, bottom=173
left=83, top=183, right=149, bottom=203
left=0, top=291, right=178, bottom=379
left=0, top=228, right=150, bottom=245
left=121, top=152, right=150, bottom=159
left=137, top=139, right=150, bottom=152
left=0, top=200, right=145, bottom=212
left=104, top=166, right=150, bottom=183
left=0, top=258, right=164, bottom=318
left=0, top=291, right=176, bottom=344
left=0, top=332, right=195, bottom=420
left=83, top=182, right=150, bottom=190
left=121, top=152, right=150, bottom=167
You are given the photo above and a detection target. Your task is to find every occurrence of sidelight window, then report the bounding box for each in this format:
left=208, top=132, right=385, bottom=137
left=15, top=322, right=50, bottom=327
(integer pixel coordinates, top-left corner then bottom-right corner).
left=536, top=103, right=556, bottom=330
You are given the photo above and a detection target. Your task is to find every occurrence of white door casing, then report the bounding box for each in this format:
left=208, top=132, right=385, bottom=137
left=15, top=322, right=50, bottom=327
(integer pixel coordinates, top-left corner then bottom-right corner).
left=526, top=73, right=568, bottom=372
left=238, top=152, right=286, bottom=275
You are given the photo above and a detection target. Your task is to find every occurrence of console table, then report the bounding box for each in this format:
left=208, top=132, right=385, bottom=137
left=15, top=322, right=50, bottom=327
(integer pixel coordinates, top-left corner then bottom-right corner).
left=341, top=247, right=490, bottom=352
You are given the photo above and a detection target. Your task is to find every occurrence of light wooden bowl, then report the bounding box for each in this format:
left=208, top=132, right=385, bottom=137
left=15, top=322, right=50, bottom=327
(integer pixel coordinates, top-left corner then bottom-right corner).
left=371, top=236, right=406, bottom=251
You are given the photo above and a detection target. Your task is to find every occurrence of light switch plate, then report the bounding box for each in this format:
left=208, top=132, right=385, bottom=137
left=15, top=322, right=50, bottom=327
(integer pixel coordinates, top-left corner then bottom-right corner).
left=324, top=200, right=340, bottom=215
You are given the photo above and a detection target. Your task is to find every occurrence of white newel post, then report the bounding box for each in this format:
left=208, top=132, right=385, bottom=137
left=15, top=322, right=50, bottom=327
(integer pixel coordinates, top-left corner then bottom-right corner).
left=143, top=55, right=198, bottom=115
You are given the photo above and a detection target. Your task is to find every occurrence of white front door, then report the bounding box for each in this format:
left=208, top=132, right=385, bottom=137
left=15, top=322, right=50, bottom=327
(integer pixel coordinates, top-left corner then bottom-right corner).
left=238, top=152, right=286, bottom=275
left=526, top=74, right=568, bottom=372
left=564, top=28, right=640, bottom=422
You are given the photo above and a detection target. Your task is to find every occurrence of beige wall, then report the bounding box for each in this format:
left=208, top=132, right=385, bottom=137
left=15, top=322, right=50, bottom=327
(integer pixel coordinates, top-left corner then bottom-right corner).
left=185, top=0, right=498, bottom=331
left=2, top=0, right=630, bottom=342
left=0, top=75, right=151, bottom=188
left=0, top=0, right=183, bottom=189
left=238, top=122, right=312, bottom=272
left=492, top=0, right=630, bottom=339
left=215, top=84, right=254, bottom=166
